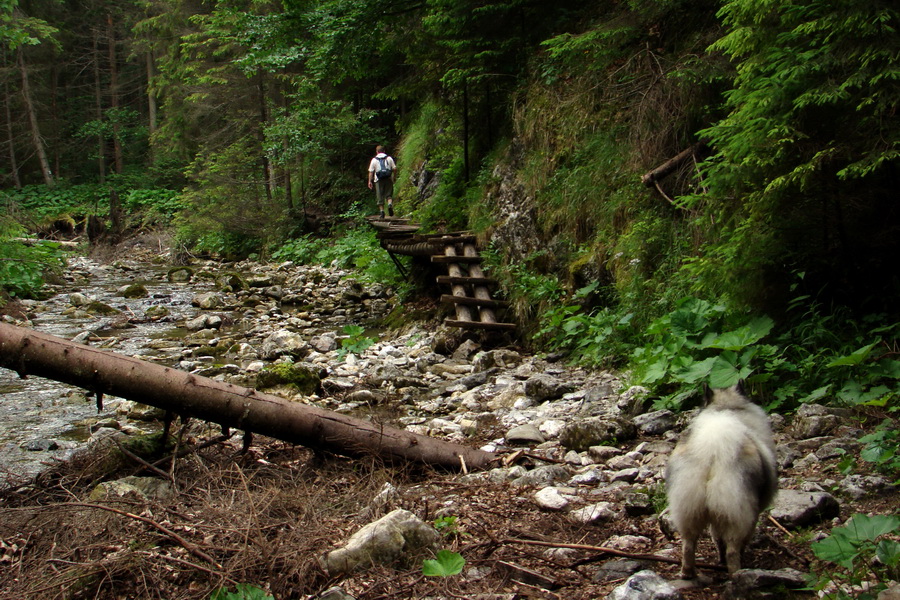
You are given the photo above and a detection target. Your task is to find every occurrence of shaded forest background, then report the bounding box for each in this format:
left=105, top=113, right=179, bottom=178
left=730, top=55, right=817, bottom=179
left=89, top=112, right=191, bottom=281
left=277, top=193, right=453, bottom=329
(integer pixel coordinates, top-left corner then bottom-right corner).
left=2, top=0, right=899, bottom=409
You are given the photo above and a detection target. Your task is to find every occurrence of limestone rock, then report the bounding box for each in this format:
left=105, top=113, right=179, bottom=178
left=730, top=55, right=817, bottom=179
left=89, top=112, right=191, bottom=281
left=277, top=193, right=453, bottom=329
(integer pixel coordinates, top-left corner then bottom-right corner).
left=769, top=489, right=840, bottom=528
left=524, top=373, right=575, bottom=402
left=723, top=568, right=807, bottom=599
left=606, top=570, right=681, bottom=600
left=559, top=417, right=637, bottom=452
left=632, top=409, right=676, bottom=436
left=320, top=509, right=440, bottom=575
left=191, top=292, right=224, bottom=310
left=506, top=424, right=545, bottom=445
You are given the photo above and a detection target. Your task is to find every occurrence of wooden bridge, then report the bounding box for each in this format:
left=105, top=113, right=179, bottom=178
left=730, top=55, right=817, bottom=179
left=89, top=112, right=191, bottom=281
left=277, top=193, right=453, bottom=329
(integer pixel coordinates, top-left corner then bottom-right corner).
left=368, top=216, right=516, bottom=332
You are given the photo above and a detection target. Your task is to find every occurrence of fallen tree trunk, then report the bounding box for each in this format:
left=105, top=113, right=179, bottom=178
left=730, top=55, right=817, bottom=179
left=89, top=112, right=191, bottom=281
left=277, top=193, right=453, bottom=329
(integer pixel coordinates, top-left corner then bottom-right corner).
left=0, top=322, right=496, bottom=471
left=640, top=144, right=700, bottom=187
left=13, top=237, right=81, bottom=248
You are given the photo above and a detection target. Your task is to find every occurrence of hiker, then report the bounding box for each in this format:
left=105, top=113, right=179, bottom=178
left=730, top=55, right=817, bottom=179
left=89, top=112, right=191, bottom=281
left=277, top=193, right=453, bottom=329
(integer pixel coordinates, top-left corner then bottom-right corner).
left=367, top=145, right=397, bottom=218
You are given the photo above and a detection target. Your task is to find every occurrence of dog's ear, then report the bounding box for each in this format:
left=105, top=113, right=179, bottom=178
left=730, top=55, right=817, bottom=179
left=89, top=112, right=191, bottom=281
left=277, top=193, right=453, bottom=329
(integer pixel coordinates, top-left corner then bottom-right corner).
left=703, top=382, right=713, bottom=405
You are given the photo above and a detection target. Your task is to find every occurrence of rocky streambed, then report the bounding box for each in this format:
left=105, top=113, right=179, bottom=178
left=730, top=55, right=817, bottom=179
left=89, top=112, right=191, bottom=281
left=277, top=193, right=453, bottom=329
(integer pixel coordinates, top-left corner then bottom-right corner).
left=1, top=247, right=897, bottom=600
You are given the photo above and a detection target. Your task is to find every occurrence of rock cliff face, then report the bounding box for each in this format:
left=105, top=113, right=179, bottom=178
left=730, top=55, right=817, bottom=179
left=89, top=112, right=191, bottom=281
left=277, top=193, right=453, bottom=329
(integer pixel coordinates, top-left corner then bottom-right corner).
left=483, top=141, right=542, bottom=267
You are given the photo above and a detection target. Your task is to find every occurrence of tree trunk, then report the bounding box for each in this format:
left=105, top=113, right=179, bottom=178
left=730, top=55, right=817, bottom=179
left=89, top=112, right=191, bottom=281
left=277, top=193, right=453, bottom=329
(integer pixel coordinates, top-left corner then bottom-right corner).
left=641, top=144, right=700, bottom=187
left=0, top=323, right=496, bottom=472
left=257, top=71, right=273, bottom=201
left=109, top=187, right=124, bottom=240
left=108, top=14, right=123, bottom=175
left=462, top=77, right=470, bottom=182
left=146, top=51, right=157, bottom=136
left=2, top=54, right=22, bottom=189
left=17, top=48, right=54, bottom=187
left=93, top=28, right=107, bottom=183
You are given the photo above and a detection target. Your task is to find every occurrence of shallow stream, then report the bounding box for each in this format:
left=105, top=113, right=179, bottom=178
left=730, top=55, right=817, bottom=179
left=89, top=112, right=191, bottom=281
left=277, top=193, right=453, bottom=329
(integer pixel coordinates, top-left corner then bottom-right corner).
left=0, top=256, right=214, bottom=480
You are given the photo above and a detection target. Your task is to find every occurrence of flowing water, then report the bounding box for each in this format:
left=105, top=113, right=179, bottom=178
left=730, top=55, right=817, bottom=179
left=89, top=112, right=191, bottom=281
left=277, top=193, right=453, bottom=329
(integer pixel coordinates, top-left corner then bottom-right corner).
left=0, top=256, right=214, bottom=480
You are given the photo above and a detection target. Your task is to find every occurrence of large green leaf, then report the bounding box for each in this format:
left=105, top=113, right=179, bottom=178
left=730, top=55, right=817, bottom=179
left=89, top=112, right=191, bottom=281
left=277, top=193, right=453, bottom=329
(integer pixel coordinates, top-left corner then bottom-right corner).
left=422, top=550, right=465, bottom=577
left=827, top=343, right=877, bottom=368
left=701, top=316, right=774, bottom=351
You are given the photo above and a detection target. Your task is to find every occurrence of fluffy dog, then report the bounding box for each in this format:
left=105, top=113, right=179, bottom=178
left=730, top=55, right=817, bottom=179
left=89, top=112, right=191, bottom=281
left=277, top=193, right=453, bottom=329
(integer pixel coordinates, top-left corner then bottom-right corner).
left=665, top=382, right=778, bottom=578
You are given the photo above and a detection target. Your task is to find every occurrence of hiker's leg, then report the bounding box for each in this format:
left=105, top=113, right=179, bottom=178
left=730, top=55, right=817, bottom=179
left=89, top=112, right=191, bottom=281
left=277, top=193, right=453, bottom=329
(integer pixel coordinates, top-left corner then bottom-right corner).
left=385, top=181, right=394, bottom=216
left=375, top=181, right=385, bottom=217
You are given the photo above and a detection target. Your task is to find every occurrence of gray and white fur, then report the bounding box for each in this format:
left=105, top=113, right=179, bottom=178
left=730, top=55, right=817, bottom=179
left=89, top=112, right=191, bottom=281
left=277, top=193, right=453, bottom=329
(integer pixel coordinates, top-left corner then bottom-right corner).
left=665, top=382, right=777, bottom=578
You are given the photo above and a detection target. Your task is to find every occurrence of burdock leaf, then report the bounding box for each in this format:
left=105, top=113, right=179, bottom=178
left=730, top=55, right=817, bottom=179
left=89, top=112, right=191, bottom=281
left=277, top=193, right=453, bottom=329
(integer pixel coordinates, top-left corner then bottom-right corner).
left=422, top=550, right=465, bottom=577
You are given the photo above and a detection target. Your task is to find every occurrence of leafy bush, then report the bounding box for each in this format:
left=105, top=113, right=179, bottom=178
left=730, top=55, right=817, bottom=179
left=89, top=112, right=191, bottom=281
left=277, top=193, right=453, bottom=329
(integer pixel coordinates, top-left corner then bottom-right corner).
left=629, top=297, right=777, bottom=409
left=622, top=292, right=900, bottom=411
left=272, top=223, right=409, bottom=293
left=3, top=183, right=103, bottom=225
left=534, top=282, right=635, bottom=368
left=0, top=219, right=66, bottom=299
left=857, top=420, right=900, bottom=481
left=123, top=189, right=184, bottom=216
left=810, top=513, right=900, bottom=600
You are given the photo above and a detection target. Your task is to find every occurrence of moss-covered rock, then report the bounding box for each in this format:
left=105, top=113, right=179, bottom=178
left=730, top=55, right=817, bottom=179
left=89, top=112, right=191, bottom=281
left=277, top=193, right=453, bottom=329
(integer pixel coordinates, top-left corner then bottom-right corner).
left=145, top=305, right=169, bottom=319
left=216, top=272, right=246, bottom=292
left=119, top=283, right=149, bottom=298
left=167, top=267, right=194, bottom=283
left=256, top=362, right=322, bottom=396
left=84, top=301, right=120, bottom=316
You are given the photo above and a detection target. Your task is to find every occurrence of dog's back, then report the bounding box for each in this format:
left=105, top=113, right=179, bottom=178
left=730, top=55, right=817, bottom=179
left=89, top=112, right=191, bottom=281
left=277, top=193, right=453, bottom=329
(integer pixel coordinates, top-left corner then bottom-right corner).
left=665, top=383, right=777, bottom=578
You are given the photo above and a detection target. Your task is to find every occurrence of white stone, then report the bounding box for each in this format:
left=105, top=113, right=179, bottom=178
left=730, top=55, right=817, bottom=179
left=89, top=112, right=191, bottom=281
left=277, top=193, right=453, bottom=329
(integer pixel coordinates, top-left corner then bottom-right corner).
left=534, top=487, right=570, bottom=511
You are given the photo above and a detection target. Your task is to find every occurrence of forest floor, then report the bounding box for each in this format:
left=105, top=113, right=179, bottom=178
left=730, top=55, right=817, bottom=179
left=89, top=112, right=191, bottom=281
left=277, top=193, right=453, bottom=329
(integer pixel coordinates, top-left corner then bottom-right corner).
left=0, top=416, right=894, bottom=600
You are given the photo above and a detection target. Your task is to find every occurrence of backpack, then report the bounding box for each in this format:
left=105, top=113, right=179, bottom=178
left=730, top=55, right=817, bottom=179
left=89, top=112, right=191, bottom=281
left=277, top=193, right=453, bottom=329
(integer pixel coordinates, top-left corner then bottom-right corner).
left=375, top=156, right=393, bottom=180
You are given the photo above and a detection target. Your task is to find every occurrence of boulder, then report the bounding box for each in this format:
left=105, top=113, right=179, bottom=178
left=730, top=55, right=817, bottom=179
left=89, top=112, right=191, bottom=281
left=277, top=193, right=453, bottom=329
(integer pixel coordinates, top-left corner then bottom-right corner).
left=607, top=570, right=680, bottom=600
left=769, top=489, right=841, bottom=528
left=559, top=417, right=637, bottom=452
left=320, top=509, right=440, bottom=575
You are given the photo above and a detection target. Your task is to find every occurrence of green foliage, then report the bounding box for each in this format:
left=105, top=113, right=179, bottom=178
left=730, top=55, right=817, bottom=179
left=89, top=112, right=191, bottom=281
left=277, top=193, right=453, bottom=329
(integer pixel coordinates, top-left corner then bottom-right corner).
left=629, top=297, right=776, bottom=408
left=3, top=183, right=182, bottom=230
left=623, top=291, right=900, bottom=411
left=858, top=420, right=900, bottom=481
left=433, top=515, right=464, bottom=540
left=208, top=584, right=273, bottom=600
left=123, top=189, right=184, bottom=217
left=422, top=549, right=465, bottom=577
left=810, top=513, right=900, bottom=599
left=4, top=184, right=104, bottom=225
left=677, top=0, right=900, bottom=312
left=272, top=222, right=409, bottom=293
left=0, top=0, right=59, bottom=51
left=0, top=217, right=65, bottom=299
left=534, top=282, right=636, bottom=368
left=336, top=324, right=376, bottom=361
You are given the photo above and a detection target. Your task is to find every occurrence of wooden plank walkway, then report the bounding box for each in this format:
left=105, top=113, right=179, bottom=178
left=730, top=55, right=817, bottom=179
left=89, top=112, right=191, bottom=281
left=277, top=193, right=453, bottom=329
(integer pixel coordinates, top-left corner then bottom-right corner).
left=367, top=216, right=516, bottom=332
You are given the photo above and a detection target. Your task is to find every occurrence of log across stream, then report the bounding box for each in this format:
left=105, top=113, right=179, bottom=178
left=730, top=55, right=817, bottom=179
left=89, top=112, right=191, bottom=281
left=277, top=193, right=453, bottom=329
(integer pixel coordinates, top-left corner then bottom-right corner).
left=0, top=322, right=497, bottom=472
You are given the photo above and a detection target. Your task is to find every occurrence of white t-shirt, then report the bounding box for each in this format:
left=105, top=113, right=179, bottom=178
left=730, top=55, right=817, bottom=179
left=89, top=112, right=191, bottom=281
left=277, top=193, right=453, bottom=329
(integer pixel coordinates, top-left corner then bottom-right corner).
left=368, top=153, right=396, bottom=182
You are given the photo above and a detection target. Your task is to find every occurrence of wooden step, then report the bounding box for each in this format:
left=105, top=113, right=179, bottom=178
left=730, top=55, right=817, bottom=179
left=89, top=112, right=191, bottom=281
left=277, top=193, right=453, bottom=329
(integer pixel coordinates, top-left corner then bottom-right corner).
left=444, top=319, right=517, bottom=331
left=436, top=275, right=498, bottom=286
left=431, top=255, right=483, bottom=264
left=440, top=294, right=508, bottom=308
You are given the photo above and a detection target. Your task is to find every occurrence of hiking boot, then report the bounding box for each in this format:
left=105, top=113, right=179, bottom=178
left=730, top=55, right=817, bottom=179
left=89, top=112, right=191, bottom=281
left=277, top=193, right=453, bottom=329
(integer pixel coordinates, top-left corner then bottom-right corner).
left=379, top=210, right=385, bottom=219
left=387, top=203, right=394, bottom=217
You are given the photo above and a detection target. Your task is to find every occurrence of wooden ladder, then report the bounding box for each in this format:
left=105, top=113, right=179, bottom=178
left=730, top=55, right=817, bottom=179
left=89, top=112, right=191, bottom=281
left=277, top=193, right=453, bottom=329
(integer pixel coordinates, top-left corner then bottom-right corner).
left=434, top=237, right=515, bottom=332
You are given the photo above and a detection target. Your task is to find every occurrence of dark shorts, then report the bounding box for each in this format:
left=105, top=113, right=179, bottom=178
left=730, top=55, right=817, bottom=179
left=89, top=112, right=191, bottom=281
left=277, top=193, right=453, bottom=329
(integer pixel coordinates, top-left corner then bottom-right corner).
left=375, top=179, right=393, bottom=204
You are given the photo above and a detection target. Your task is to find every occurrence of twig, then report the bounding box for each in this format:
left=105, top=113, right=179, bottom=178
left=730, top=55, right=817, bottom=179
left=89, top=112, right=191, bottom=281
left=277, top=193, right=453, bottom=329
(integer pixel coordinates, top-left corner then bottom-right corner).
left=114, top=439, right=173, bottom=481
left=501, top=537, right=726, bottom=571
left=768, top=514, right=792, bottom=537
left=138, top=550, right=233, bottom=581
left=51, top=502, right=222, bottom=569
